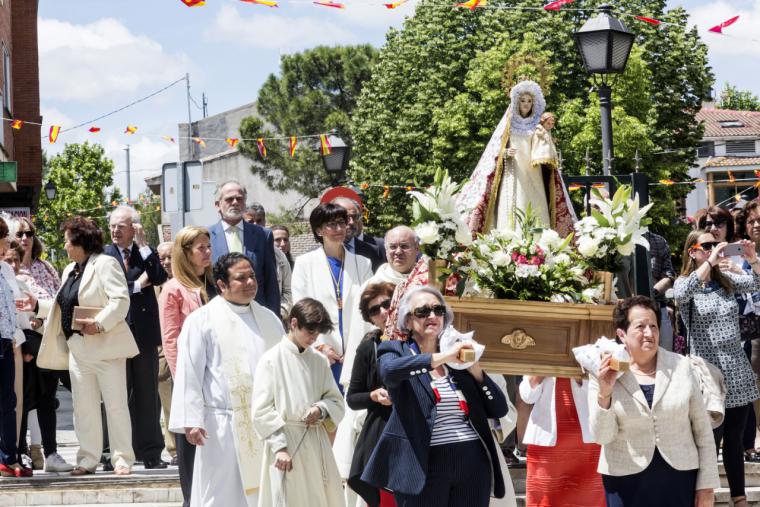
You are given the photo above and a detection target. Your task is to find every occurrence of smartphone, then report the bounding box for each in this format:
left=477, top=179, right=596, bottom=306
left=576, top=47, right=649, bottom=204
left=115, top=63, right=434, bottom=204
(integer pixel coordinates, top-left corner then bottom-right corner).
left=722, top=242, right=744, bottom=257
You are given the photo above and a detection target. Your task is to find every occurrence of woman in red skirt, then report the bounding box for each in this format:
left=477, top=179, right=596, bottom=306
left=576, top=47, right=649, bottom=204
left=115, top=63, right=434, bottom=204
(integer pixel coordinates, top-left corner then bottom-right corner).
left=519, top=376, right=604, bottom=507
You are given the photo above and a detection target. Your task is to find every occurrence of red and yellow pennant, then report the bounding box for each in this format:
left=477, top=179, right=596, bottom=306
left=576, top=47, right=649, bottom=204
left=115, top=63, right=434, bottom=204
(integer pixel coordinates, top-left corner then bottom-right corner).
left=162, top=135, right=176, bottom=143
left=543, top=0, right=573, bottom=11
left=49, top=125, right=61, bottom=144
left=289, top=136, right=297, bottom=157
left=257, top=138, right=267, bottom=158
left=319, top=134, right=332, bottom=155
left=226, top=137, right=240, bottom=148
left=193, top=137, right=206, bottom=148
left=635, top=15, right=662, bottom=26
left=88, top=126, right=101, bottom=133
left=240, top=0, right=279, bottom=6
left=10, top=120, right=23, bottom=130
left=313, top=0, right=345, bottom=8
left=384, top=0, right=408, bottom=8
left=455, top=0, right=484, bottom=11
left=568, top=183, right=582, bottom=191
left=125, top=125, right=138, bottom=134
left=180, top=0, right=206, bottom=6
left=659, top=179, right=675, bottom=185
left=382, top=186, right=390, bottom=199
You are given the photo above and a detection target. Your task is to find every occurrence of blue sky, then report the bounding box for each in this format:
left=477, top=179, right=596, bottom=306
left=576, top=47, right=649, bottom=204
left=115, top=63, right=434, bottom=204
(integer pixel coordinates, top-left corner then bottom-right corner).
left=36, top=0, right=760, bottom=198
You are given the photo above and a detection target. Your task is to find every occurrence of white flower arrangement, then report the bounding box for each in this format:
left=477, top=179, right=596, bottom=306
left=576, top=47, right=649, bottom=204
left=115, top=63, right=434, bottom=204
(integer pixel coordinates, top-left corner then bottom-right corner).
left=408, top=168, right=472, bottom=260
left=574, top=185, right=653, bottom=272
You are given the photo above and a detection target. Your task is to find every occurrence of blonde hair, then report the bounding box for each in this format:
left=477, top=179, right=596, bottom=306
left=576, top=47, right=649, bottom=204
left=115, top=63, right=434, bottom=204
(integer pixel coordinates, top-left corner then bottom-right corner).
left=540, top=112, right=556, bottom=125
left=172, top=226, right=213, bottom=303
left=679, top=229, right=732, bottom=295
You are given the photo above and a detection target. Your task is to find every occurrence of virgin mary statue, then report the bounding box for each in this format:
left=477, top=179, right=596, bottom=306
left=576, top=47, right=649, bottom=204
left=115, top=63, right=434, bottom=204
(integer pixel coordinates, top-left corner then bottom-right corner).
left=457, top=80, right=575, bottom=237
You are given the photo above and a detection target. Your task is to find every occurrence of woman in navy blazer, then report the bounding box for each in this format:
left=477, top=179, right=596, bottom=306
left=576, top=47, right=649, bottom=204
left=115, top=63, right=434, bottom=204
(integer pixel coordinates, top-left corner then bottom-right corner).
left=361, top=286, right=508, bottom=507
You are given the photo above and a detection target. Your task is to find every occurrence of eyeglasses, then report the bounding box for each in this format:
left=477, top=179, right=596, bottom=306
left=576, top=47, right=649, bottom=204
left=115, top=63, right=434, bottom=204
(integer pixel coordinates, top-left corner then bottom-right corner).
left=15, top=230, right=34, bottom=238
left=704, top=219, right=727, bottom=229
left=368, top=299, right=391, bottom=317
left=747, top=217, right=760, bottom=227
left=324, top=220, right=347, bottom=230
left=692, top=241, right=718, bottom=252
left=412, top=304, right=446, bottom=319
left=388, top=243, right=413, bottom=252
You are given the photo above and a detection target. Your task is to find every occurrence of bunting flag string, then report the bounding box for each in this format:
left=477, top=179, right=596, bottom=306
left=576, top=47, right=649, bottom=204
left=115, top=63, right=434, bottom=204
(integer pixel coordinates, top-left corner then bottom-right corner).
left=319, top=134, right=332, bottom=155
left=256, top=138, right=267, bottom=157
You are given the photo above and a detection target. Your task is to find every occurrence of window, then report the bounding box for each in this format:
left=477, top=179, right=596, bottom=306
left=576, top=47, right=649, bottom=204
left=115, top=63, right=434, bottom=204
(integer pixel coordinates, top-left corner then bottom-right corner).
left=697, top=141, right=715, bottom=158
left=2, top=44, right=10, bottom=113
left=725, top=140, right=756, bottom=155
left=719, top=120, right=745, bottom=128
left=709, top=170, right=759, bottom=206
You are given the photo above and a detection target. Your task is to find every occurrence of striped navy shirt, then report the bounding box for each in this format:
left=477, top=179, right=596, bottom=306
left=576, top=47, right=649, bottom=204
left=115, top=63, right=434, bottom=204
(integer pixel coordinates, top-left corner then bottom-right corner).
left=429, top=376, right=479, bottom=446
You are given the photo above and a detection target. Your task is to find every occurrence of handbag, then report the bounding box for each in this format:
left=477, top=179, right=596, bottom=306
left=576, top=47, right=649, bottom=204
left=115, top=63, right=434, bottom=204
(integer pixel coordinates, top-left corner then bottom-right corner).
left=687, top=301, right=726, bottom=429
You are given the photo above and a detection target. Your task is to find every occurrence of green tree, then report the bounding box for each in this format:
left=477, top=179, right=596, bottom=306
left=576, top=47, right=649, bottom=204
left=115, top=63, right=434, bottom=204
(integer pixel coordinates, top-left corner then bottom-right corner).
left=132, top=191, right=162, bottom=247
left=351, top=0, right=713, bottom=250
left=239, top=45, right=379, bottom=198
left=37, top=142, right=121, bottom=269
left=716, top=82, right=760, bottom=112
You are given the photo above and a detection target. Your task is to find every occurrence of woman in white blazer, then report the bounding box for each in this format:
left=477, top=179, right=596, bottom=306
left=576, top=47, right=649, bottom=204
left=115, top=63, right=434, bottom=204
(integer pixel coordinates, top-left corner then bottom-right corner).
left=590, top=296, right=719, bottom=507
left=518, top=376, right=604, bottom=506
left=30, top=217, right=138, bottom=476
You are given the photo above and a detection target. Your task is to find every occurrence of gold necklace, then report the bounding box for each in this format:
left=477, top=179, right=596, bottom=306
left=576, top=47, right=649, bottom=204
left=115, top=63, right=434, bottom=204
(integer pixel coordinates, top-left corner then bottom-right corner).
left=327, top=251, right=345, bottom=310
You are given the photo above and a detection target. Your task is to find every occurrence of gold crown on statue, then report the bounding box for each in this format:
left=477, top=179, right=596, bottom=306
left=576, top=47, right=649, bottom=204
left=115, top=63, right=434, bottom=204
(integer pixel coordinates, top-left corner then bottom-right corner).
left=501, top=53, right=553, bottom=97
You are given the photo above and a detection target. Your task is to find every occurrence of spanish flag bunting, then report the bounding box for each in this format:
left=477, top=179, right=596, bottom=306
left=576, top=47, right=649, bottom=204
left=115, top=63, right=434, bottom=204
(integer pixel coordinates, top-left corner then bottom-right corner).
left=226, top=137, right=240, bottom=148
left=89, top=126, right=101, bottom=133
left=125, top=125, right=138, bottom=134
left=728, top=171, right=736, bottom=183
left=635, top=15, right=662, bottom=25
left=567, top=183, right=582, bottom=191
left=708, top=15, right=739, bottom=34
left=10, top=120, right=23, bottom=130
left=193, top=137, right=206, bottom=148
left=591, top=183, right=607, bottom=189
left=313, top=0, right=345, bottom=8
left=455, top=0, right=484, bottom=11
left=319, top=134, right=332, bottom=155
left=162, top=135, right=176, bottom=143
left=384, top=0, right=408, bottom=8
left=289, top=136, right=297, bottom=157
left=659, top=179, right=675, bottom=185
left=181, top=0, right=206, bottom=6
left=257, top=138, right=267, bottom=158
left=49, top=125, right=61, bottom=144
left=543, top=0, right=573, bottom=11
left=240, top=0, right=279, bottom=6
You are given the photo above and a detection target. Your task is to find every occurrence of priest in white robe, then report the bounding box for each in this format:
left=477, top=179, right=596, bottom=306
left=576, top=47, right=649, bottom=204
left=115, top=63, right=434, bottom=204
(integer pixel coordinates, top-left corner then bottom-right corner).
left=253, top=298, right=345, bottom=507
left=169, top=253, right=285, bottom=507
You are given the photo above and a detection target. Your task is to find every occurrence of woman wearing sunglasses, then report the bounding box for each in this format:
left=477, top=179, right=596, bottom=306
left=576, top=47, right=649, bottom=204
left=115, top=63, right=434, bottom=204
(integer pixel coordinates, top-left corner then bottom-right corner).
left=347, top=281, right=397, bottom=507
left=697, top=206, right=743, bottom=274
left=362, top=286, right=508, bottom=507
left=675, top=229, right=760, bottom=507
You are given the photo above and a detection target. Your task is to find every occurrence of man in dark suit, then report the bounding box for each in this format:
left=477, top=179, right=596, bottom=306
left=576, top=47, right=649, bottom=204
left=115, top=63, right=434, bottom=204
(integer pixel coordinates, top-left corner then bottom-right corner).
left=208, top=180, right=280, bottom=315
left=106, top=206, right=168, bottom=469
left=332, top=196, right=386, bottom=272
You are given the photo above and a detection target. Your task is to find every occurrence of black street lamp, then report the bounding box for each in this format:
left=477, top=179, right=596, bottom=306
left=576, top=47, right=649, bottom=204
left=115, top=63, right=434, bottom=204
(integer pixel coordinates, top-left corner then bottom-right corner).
left=319, top=133, right=351, bottom=186
left=574, top=4, right=635, bottom=176
left=44, top=180, right=57, bottom=200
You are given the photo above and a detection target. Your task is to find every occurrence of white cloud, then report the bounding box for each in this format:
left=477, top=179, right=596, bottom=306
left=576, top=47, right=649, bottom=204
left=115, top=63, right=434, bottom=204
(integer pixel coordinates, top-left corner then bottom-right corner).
left=102, top=136, right=179, bottom=199
left=338, top=0, right=418, bottom=29
left=204, top=4, right=359, bottom=51
left=689, top=0, right=760, bottom=57
left=38, top=17, right=190, bottom=102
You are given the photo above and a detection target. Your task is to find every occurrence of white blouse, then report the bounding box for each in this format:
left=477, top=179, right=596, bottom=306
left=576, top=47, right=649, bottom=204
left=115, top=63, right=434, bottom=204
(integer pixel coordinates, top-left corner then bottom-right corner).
left=518, top=377, right=593, bottom=446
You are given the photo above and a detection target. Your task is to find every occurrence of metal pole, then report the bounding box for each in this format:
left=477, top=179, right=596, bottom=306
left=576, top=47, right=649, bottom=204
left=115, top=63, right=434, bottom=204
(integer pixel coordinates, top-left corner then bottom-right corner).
left=124, top=144, right=131, bottom=201
left=598, top=83, right=614, bottom=176
left=179, top=73, right=193, bottom=228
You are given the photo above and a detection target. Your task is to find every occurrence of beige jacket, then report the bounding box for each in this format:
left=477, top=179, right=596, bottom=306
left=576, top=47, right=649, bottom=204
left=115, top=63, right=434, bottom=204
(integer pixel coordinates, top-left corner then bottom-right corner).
left=588, top=347, right=720, bottom=491
left=37, top=253, right=138, bottom=371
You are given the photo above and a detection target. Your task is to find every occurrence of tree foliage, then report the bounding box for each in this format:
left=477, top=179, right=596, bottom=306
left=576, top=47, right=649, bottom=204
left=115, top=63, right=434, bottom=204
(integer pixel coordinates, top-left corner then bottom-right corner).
left=716, top=82, right=760, bottom=112
left=37, top=142, right=121, bottom=268
left=351, top=0, right=713, bottom=251
left=239, top=45, right=378, bottom=199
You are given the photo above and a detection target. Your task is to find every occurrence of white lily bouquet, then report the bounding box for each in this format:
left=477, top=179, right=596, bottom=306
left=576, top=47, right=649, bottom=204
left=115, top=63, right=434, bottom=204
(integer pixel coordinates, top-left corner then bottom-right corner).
left=452, top=206, right=602, bottom=303
left=408, top=168, right=472, bottom=260
left=574, top=185, right=653, bottom=272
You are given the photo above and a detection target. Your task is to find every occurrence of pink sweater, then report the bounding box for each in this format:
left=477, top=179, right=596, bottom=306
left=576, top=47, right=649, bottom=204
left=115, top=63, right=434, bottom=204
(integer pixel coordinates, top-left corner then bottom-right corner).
left=158, top=278, right=203, bottom=377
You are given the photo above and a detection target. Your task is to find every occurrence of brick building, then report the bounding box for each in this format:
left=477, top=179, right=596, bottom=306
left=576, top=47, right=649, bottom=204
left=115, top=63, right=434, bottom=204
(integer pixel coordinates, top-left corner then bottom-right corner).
left=0, top=0, right=42, bottom=211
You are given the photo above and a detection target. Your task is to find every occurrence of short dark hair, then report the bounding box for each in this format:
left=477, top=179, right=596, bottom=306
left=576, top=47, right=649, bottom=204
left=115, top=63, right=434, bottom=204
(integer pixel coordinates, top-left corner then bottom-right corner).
left=697, top=205, right=735, bottom=242
left=359, top=282, right=396, bottom=323
left=309, top=203, right=347, bottom=244
left=213, top=252, right=254, bottom=286
left=61, top=216, right=104, bottom=254
left=0, top=217, right=7, bottom=240
left=271, top=225, right=290, bottom=236
left=613, top=295, right=661, bottom=333
left=289, top=298, right=334, bottom=334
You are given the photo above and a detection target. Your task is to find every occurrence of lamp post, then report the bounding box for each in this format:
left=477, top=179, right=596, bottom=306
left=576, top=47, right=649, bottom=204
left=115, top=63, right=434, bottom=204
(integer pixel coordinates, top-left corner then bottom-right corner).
left=574, top=4, right=634, bottom=176
left=320, top=133, right=351, bottom=186
left=44, top=180, right=57, bottom=200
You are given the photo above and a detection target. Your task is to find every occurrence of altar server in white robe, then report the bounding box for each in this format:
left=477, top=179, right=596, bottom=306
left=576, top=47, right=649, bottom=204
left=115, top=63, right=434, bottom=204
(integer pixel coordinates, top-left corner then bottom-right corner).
left=169, top=253, right=284, bottom=507
left=253, top=298, right=346, bottom=507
